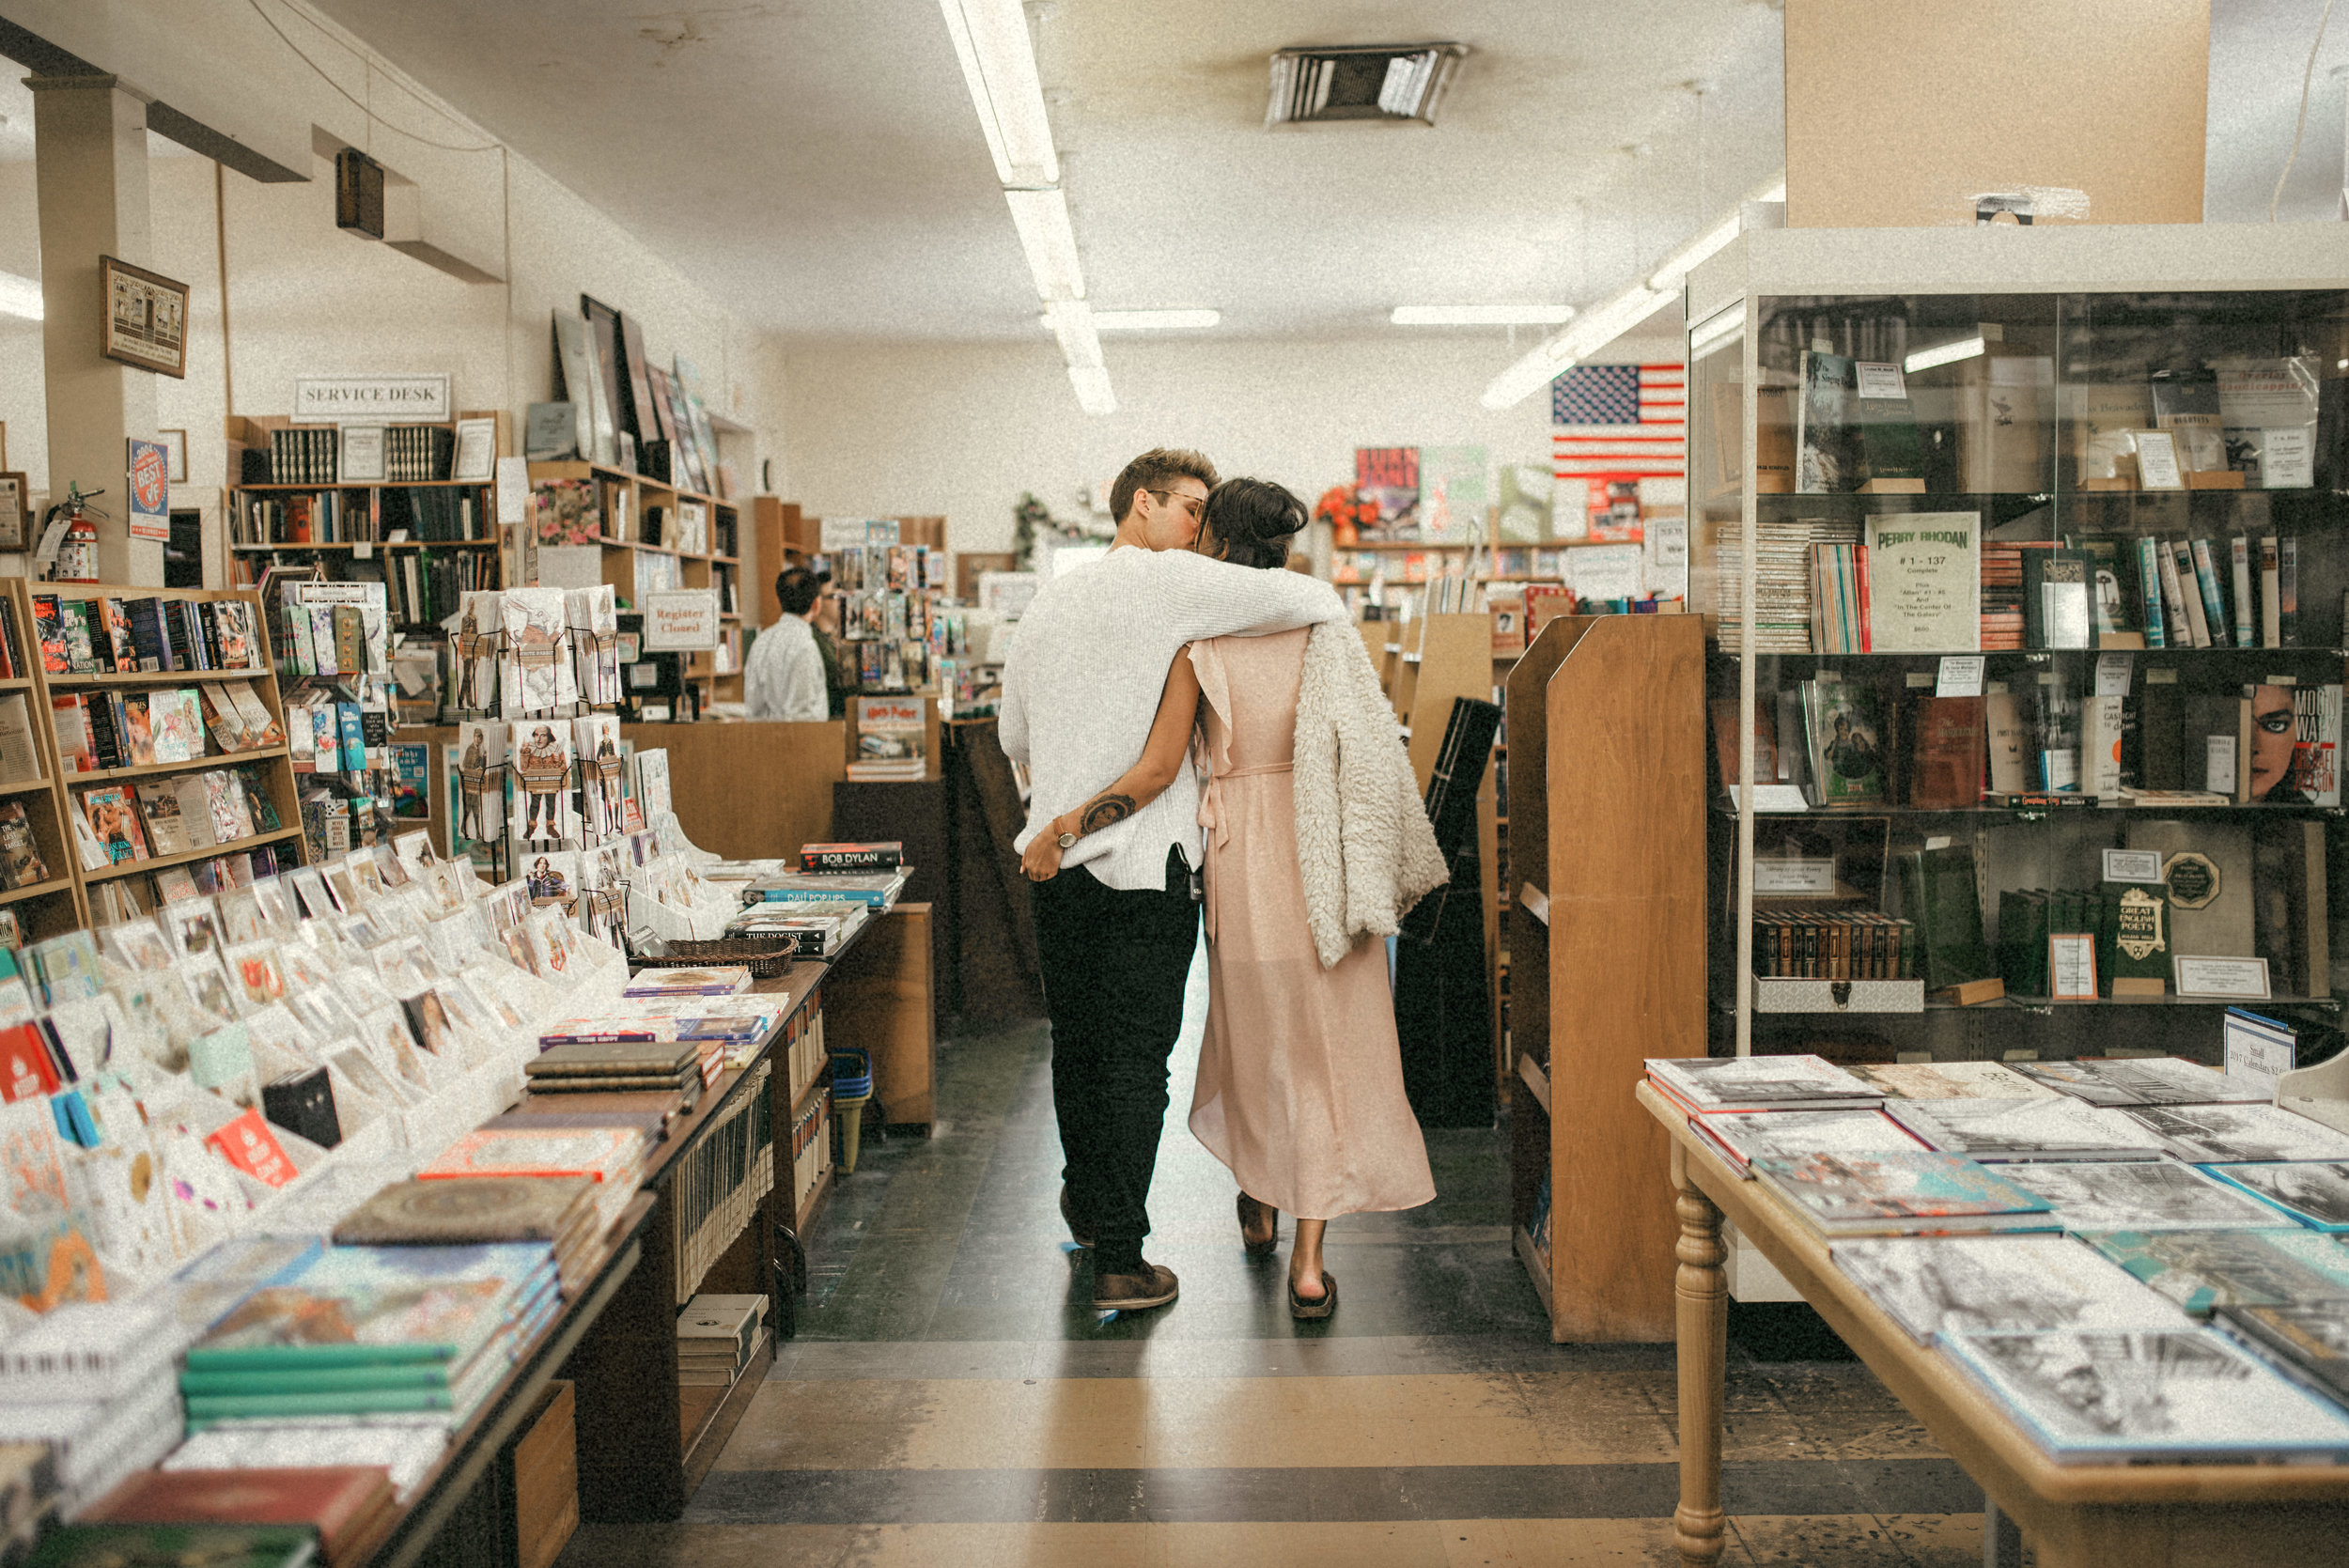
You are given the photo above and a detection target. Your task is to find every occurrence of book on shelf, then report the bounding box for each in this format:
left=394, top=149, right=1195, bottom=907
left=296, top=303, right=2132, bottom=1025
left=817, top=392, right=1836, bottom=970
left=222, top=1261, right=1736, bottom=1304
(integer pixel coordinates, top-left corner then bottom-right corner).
left=1906, top=694, right=1984, bottom=810
left=2150, top=369, right=2228, bottom=474
left=1794, top=349, right=1860, bottom=493
left=1953, top=343, right=2052, bottom=492
left=1750, top=911, right=1915, bottom=980
left=0, top=802, right=49, bottom=890
left=1894, top=843, right=1994, bottom=994
left=1797, top=677, right=1886, bottom=806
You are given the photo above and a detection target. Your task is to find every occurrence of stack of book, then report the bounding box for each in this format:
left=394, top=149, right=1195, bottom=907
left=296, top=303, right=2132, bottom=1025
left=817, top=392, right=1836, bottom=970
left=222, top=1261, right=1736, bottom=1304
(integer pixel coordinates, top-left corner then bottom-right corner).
left=180, top=1243, right=557, bottom=1429
left=264, top=428, right=340, bottom=485
left=1807, top=539, right=1869, bottom=653
left=83, top=1464, right=399, bottom=1568
left=799, top=841, right=902, bottom=874
left=1978, top=540, right=2024, bottom=649
left=333, top=1175, right=606, bottom=1300
left=0, top=1300, right=192, bottom=1513
left=675, top=1293, right=769, bottom=1389
left=621, top=966, right=754, bottom=1000
left=1712, top=518, right=1859, bottom=655
left=1750, top=911, right=1917, bottom=980
left=739, top=872, right=906, bottom=910
left=728, top=900, right=868, bottom=955
left=416, top=1123, right=650, bottom=1234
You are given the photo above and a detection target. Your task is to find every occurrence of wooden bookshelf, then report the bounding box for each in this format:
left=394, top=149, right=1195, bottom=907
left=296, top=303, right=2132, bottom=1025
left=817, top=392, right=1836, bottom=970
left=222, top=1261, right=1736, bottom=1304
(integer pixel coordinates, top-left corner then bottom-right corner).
left=0, top=582, right=88, bottom=940
left=1505, top=613, right=1703, bottom=1343
left=26, top=582, right=309, bottom=921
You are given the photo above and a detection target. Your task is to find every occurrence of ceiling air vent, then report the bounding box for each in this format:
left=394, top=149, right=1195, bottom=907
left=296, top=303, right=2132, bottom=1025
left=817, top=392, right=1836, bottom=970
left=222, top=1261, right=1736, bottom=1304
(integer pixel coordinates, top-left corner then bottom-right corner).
left=1267, top=43, right=1466, bottom=129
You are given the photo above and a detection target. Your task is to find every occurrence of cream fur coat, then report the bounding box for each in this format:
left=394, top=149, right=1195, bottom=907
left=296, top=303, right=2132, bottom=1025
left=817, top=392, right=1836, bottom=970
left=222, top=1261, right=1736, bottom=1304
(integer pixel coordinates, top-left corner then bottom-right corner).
left=1291, top=622, right=1449, bottom=969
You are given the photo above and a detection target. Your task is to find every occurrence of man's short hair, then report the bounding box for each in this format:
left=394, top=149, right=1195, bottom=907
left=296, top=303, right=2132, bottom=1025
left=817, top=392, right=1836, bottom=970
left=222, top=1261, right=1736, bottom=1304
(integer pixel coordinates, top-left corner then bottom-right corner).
left=777, top=567, right=823, bottom=617
left=1110, top=448, right=1219, bottom=525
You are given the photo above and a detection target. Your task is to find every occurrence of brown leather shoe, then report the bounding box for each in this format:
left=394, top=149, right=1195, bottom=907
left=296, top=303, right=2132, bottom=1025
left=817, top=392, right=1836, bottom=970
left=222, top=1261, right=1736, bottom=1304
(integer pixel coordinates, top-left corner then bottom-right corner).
left=1237, top=1191, right=1279, bottom=1258
left=1060, top=1183, right=1094, bottom=1249
left=1092, top=1261, right=1180, bottom=1312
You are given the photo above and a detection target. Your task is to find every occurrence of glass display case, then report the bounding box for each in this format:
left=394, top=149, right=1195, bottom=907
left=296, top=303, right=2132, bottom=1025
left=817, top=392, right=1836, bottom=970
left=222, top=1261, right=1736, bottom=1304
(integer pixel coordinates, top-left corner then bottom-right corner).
left=1689, top=225, right=2349, bottom=1071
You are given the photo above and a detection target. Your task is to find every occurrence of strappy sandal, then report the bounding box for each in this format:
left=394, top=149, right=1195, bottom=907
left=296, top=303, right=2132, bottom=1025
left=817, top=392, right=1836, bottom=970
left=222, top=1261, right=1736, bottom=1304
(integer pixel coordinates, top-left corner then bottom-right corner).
left=1237, top=1191, right=1279, bottom=1258
left=1289, top=1270, right=1336, bottom=1321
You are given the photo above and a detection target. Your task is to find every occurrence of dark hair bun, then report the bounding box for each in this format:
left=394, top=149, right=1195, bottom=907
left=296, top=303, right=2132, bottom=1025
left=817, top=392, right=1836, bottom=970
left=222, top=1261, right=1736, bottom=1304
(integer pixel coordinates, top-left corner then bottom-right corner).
left=1202, top=478, right=1307, bottom=569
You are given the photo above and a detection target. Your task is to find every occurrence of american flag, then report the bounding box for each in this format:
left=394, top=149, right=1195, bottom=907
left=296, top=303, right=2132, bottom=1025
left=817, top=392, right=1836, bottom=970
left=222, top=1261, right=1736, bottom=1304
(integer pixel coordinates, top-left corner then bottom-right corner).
left=1550, top=363, right=1687, bottom=480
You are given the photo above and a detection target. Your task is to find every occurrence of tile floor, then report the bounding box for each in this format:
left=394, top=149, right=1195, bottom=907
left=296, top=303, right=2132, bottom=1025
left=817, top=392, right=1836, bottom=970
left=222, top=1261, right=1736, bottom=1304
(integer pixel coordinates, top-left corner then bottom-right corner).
left=557, top=949, right=1984, bottom=1566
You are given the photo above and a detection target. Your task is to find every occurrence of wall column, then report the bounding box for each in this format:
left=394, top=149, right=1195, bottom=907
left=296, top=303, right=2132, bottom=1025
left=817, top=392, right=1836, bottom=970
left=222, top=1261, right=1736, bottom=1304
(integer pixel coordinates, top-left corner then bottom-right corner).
left=29, top=72, right=163, bottom=584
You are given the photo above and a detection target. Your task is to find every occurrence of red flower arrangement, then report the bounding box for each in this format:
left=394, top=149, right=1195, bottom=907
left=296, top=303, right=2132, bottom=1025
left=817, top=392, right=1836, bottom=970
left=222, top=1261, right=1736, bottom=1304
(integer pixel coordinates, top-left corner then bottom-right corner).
left=1313, top=484, right=1378, bottom=546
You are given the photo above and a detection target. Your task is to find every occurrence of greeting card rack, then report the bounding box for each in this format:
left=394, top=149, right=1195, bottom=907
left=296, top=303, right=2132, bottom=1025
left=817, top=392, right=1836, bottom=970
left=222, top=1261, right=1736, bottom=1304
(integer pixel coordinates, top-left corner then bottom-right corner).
left=23, top=581, right=308, bottom=926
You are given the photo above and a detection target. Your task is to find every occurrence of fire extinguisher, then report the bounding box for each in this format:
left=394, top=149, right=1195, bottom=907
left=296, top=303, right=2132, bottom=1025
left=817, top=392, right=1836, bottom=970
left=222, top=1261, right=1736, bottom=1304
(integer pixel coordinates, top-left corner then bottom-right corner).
left=45, top=485, right=104, bottom=583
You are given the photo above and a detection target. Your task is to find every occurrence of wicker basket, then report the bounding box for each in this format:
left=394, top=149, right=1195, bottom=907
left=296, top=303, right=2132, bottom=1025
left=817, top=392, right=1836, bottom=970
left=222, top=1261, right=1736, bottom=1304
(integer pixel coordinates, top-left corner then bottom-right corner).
left=630, top=937, right=798, bottom=979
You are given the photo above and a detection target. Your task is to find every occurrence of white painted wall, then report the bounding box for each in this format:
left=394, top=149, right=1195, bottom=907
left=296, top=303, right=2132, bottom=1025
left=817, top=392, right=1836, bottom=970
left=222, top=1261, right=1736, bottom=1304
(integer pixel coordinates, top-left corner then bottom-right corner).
left=0, top=0, right=788, bottom=580
left=779, top=331, right=1684, bottom=556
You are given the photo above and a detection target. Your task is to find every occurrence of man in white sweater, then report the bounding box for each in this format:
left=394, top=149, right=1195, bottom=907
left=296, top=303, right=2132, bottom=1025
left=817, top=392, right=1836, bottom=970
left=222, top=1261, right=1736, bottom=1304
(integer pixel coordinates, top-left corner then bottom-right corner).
left=1000, top=448, right=1347, bottom=1312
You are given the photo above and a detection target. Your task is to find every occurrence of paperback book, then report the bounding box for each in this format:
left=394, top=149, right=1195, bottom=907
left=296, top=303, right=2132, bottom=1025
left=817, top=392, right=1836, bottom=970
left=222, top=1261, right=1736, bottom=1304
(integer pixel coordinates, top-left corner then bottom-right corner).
left=1643, top=1054, right=1882, bottom=1114
left=1884, top=1097, right=2169, bottom=1162
left=1690, top=1108, right=1923, bottom=1175
left=2119, top=1102, right=2349, bottom=1165
left=2203, top=1160, right=2349, bottom=1231
left=1747, top=1151, right=2056, bottom=1238
left=1841, top=1061, right=2059, bottom=1100
left=2217, top=1300, right=2349, bottom=1406
left=2007, top=1056, right=2269, bottom=1108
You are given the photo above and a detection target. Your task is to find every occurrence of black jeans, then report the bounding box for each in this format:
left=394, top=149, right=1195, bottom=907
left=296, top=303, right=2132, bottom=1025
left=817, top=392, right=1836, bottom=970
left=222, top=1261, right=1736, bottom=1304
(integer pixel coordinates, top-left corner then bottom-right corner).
left=1030, top=845, right=1199, bottom=1275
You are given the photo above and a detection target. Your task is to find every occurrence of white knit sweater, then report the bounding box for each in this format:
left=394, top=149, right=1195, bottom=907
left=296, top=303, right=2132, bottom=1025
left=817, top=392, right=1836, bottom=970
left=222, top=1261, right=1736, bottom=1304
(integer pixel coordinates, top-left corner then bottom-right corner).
left=1000, top=547, right=1346, bottom=892
left=1292, top=622, right=1449, bottom=967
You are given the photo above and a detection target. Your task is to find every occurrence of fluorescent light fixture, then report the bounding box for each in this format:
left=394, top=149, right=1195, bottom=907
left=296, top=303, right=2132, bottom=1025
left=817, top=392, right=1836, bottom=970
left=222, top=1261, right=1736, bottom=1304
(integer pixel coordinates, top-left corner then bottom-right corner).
left=1391, top=304, right=1577, bottom=326
left=1688, top=303, right=1746, bottom=358
left=1481, top=172, right=1784, bottom=411
left=1004, top=187, right=1085, bottom=302
left=1068, top=365, right=1117, bottom=415
left=1044, top=308, right=1219, bottom=332
left=1042, top=299, right=1104, bottom=370
left=0, top=271, right=41, bottom=321
left=1905, top=335, right=1986, bottom=374
left=937, top=0, right=1059, bottom=187
left=1480, top=287, right=1673, bottom=410
left=1643, top=172, right=1786, bottom=294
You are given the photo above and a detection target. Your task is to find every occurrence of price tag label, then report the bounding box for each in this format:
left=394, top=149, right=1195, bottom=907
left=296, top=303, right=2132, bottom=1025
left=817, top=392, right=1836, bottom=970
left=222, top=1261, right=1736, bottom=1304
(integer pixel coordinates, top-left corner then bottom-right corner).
left=353, top=540, right=373, bottom=561
left=2094, top=652, right=2133, bottom=697
left=1936, top=656, right=1984, bottom=698
left=2103, top=848, right=2165, bottom=884
left=2205, top=735, right=2238, bottom=795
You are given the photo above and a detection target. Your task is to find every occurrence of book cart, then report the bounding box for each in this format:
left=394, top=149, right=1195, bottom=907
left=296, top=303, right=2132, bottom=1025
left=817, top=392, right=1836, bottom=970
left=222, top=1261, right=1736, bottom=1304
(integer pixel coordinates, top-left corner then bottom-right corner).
left=525, top=460, right=742, bottom=713
left=25, top=582, right=310, bottom=917
left=1661, top=224, right=2349, bottom=1562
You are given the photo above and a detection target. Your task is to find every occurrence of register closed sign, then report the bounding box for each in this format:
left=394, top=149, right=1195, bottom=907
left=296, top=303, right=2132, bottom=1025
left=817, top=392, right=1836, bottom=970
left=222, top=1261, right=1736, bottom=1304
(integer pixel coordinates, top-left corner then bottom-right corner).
left=643, top=588, right=721, bottom=651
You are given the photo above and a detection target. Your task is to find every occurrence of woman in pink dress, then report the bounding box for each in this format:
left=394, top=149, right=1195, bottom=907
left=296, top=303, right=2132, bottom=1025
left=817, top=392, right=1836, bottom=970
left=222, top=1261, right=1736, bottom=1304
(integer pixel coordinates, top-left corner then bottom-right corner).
left=1019, top=478, right=1439, bottom=1317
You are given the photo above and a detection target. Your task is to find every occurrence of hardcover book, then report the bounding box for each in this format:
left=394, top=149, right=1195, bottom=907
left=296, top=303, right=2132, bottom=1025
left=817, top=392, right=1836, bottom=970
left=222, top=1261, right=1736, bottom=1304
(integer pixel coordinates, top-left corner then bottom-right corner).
left=2204, top=1160, right=2349, bottom=1231
left=1642, top=1054, right=1882, bottom=1113
left=1993, top=1159, right=2285, bottom=1233
left=2120, top=1102, right=2349, bottom=1165
left=188, top=1243, right=549, bottom=1368
left=2216, top=1301, right=2349, bottom=1405
left=1906, top=694, right=1985, bottom=810
left=2081, top=1226, right=2349, bottom=1314
left=1941, top=1326, right=2349, bottom=1463
left=526, top=1041, right=699, bottom=1077
left=2007, top=1055, right=2269, bottom=1108
left=1884, top=1096, right=2169, bottom=1162
left=1794, top=350, right=1860, bottom=493
left=799, top=841, right=905, bottom=872
left=415, top=1126, right=642, bottom=1183
left=20, top=1524, right=319, bottom=1568
left=1693, top=1108, right=1923, bottom=1174
left=1799, top=677, right=1886, bottom=805
left=1841, top=1061, right=2059, bottom=1100
left=1830, top=1234, right=2189, bottom=1343
left=1895, top=843, right=1993, bottom=991
left=334, top=1176, right=595, bottom=1247
left=1749, top=1151, right=2056, bottom=1237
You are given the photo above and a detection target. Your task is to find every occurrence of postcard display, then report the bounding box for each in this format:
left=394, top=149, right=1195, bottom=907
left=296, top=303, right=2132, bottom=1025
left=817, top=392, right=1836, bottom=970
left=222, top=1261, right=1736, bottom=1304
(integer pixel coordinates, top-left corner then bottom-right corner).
left=438, top=583, right=630, bottom=902
left=825, top=520, right=971, bottom=698
left=1688, top=229, right=2349, bottom=1088
left=0, top=824, right=652, bottom=1513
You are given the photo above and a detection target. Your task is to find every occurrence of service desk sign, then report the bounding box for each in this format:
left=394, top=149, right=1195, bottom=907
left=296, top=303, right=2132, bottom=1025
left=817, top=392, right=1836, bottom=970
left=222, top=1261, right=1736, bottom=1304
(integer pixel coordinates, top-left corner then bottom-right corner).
left=643, top=588, right=721, bottom=651
left=291, top=374, right=452, bottom=425
left=126, top=437, right=170, bottom=541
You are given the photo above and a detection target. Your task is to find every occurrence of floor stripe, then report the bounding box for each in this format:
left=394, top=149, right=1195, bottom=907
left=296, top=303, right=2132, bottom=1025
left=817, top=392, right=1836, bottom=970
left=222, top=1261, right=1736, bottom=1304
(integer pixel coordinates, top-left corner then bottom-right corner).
left=684, top=1459, right=1978, bottom=1526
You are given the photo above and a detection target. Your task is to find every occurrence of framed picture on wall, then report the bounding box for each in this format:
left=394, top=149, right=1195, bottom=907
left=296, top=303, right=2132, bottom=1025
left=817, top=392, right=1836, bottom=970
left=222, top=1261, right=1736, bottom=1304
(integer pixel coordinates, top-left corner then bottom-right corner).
left=99, top=256, right=189, bottom=378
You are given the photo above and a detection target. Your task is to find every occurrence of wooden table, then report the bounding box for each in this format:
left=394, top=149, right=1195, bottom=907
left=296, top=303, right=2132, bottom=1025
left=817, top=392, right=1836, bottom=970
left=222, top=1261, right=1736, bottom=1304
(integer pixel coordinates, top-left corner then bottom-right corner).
left=1636, top=1081, right=2349, bottom=1568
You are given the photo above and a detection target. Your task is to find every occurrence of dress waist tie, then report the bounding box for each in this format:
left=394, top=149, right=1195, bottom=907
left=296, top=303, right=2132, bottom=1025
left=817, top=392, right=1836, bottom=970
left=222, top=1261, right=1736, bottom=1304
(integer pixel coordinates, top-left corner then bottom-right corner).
left=1196, top=762, right=1294, bottom=940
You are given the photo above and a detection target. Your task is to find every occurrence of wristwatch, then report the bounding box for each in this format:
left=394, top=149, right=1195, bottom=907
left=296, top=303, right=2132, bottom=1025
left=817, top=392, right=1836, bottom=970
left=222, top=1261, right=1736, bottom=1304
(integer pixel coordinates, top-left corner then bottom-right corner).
left=1056, top=824, right=1079, bottom=849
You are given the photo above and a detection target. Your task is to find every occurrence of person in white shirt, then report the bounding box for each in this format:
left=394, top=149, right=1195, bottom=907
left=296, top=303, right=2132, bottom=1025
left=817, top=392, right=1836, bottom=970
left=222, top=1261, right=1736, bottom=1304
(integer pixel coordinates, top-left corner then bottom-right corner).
left=999, top=448, right=1347, bottom=1312
left=743, top=567, right=829, bottom=722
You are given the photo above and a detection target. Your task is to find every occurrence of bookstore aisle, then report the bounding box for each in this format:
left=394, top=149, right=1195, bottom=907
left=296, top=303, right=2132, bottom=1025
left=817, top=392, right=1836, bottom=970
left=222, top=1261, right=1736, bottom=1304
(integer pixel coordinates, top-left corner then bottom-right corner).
left=554, top=957, right=1983, bottom=1568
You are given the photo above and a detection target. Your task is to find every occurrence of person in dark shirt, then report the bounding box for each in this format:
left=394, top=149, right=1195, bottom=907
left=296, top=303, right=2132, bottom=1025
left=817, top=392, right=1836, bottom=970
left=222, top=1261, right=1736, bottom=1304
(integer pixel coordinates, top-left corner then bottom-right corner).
left=811, top=572, right=848, bottom=719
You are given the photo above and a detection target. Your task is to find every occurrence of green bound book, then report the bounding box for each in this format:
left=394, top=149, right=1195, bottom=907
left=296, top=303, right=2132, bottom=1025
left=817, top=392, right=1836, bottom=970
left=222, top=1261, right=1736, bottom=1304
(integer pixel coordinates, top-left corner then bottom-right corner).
left=1897, top=844, right=1993, bottom=991
left=24, top=1525, right=317, bottom=1568
left=186, top=1384, right=470, bottom=1418
left=179, top=1360, right=462, bottom=1396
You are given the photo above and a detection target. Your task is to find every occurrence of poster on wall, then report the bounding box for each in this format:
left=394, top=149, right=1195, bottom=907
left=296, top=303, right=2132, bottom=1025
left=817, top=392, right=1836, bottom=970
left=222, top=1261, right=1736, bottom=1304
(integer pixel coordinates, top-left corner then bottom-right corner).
left=126, top=438, right=171, bottom=541
left=1417, top=445, right=1487, bottom=542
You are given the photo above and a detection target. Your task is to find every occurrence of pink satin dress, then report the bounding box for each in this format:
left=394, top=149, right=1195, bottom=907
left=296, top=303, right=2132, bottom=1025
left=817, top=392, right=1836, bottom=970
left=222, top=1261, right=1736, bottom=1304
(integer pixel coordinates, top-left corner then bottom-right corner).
left=1186, top=630, right=1436, bottom=1220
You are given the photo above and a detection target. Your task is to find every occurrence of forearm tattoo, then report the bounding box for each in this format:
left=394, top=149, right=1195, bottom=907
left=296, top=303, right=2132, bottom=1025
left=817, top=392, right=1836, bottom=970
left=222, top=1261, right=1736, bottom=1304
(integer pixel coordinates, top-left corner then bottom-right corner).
left=1078, top=793, right=1137, bottom=836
